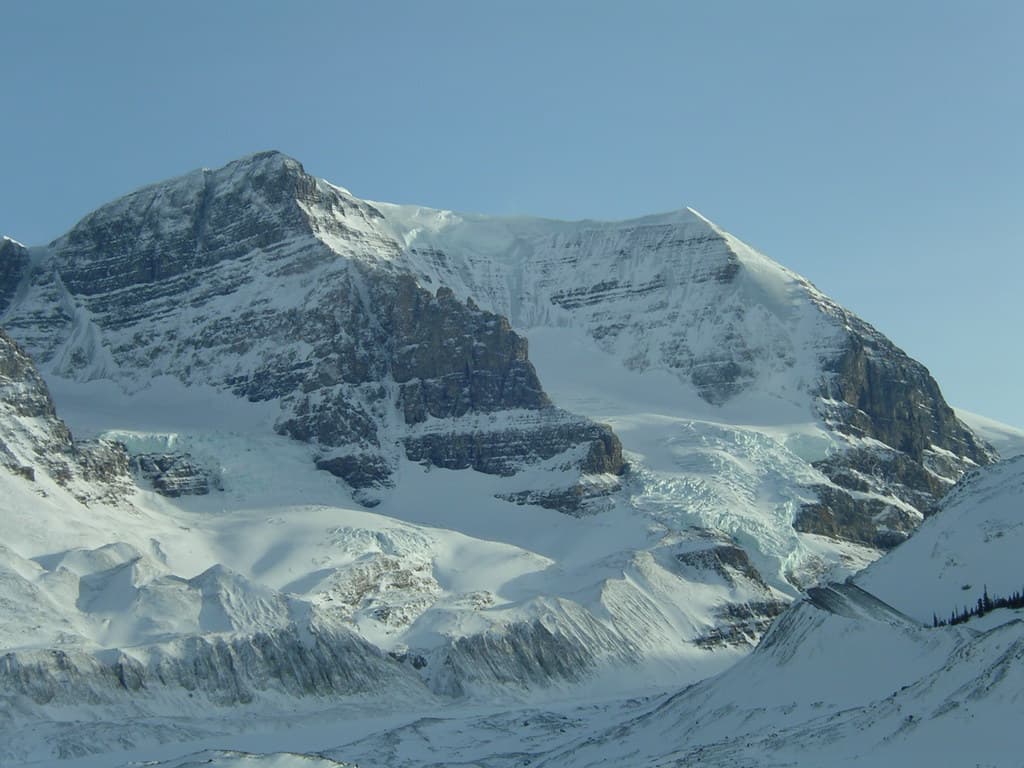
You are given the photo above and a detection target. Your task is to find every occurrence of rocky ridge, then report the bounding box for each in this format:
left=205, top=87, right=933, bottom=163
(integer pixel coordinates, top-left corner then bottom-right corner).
left=0, top=327, right=129, bottom=500
left=0, top=152, right=624, bottom=510
left=130, top=452, right=221, bottom=496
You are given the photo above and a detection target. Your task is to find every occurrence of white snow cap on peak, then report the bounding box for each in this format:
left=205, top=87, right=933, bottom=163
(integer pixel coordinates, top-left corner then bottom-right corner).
left=1, top=235, right=26, bottom=248
left=684, top=206, right=717, bottom=226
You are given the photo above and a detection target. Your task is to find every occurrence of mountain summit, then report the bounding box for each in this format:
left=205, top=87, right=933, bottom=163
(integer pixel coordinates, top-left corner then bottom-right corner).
left=9, top=152, right=990, bottom=516
left=0, top=152, right=1001, bottom=763
left=3, top=152, right=626, bottom=509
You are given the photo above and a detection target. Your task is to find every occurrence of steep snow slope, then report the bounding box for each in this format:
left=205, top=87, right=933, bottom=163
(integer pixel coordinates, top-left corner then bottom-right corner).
left=373, top=204, right=839, bottom=406
left=374, top=197, right=991, bottom=527
left=857, top=455, right=1024, bottom=622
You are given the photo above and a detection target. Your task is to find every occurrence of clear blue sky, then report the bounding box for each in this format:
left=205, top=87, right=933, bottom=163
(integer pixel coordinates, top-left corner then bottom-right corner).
left=3, top=1, right=1021, bottom=427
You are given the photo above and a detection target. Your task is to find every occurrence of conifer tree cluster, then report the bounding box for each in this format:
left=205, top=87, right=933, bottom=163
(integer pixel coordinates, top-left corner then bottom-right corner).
left=931, top=585, right=1024, bottom=628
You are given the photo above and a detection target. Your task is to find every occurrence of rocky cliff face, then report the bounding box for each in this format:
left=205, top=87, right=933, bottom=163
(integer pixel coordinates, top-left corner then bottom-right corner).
left=0, top=238, right=30, bottom=315
left=0, top=152, right=624, bottom=509
left=131, top=452, right=220, bottom=496
left=805, top=309, right=994, bottom=546
left=819, top=313, right=985, bottom=461
left=0, top=328, right=128, bottom=497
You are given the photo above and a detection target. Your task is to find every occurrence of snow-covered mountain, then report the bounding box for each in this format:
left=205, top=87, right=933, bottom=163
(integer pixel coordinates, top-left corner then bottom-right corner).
left=0, top=162, right=625, bottom=513
left=0, top=151, right=991, bottom=544
left=0, top=151, right=1010, bottom=764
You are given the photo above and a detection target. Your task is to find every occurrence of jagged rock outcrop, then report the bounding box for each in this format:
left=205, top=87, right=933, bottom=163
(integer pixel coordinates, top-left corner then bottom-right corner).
left=0, top=238, right=30, bottom=315
left=131, top=452, right=221, bottom=496
left=693, top=600, right=788, bottom=649
left=0, top=327, right=63, bottom=423
left=820, top=314, right=990, bottom=463
left=805, top=312, right=995, bottom=545
left=391, top=281, right=548, bottom=422
left=0, top=328, right=130, bottom=497
left=313, top=453, right=392, bottom=491
left=794, top=440, right=964, bottom=549
left=403, top=411, right=622, bottom=476
left=794, top=485, right=917, bottom=550
left=74, top=439, right=132, bottom=491
left=54, top=152, right=337, bottom=297
left=676, top=544, right=769, bottom=590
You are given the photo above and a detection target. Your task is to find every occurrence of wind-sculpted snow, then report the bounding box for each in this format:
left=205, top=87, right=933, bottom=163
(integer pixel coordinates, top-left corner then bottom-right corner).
left=956, top=408, right=1024, bottom=459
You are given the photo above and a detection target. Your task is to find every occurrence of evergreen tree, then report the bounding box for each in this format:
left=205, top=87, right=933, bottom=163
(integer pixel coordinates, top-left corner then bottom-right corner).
left=931, top=582, right=1024, bottom=628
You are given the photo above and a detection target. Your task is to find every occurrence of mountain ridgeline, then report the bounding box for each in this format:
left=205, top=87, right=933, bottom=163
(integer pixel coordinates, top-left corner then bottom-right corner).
left=0, top=152, right=1006, bottom=764
left=0, top=151, right=991, bottom=533
left=0, top=154, right=625, bottom=510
